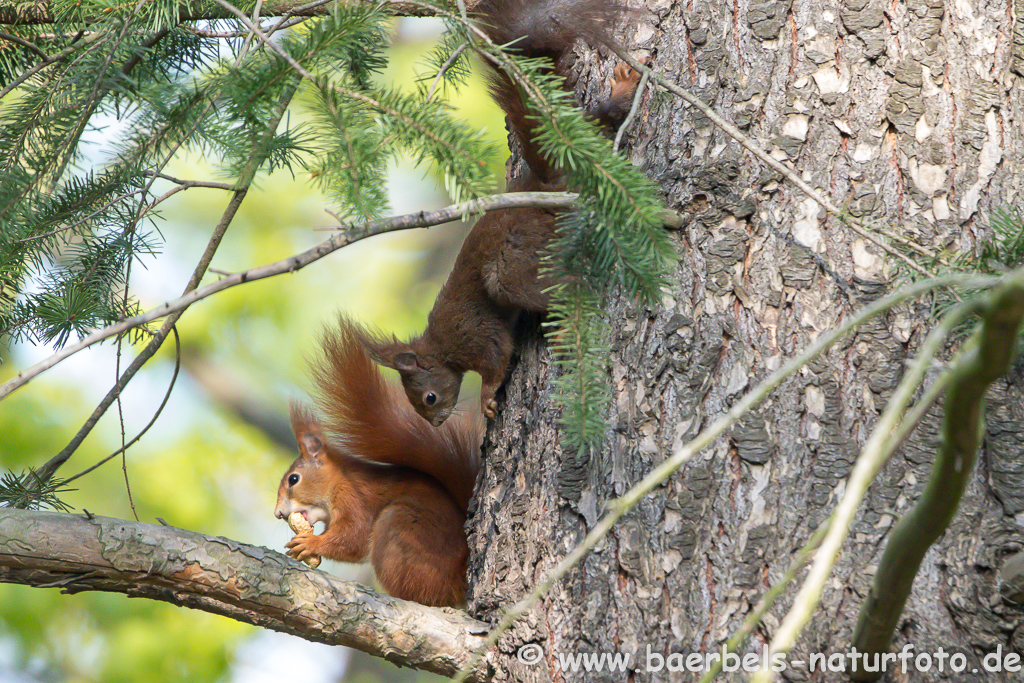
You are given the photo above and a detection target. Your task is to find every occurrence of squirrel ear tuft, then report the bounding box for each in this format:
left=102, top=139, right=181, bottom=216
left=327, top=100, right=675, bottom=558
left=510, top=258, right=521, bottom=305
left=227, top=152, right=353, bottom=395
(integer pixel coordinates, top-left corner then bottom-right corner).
left=289, top=402, right=328, bottom=459
left=348, top=323, right=409, bottom=369
left=393, top=351, right=420, bottom=374
left=298, top=432, right=327, bottom=459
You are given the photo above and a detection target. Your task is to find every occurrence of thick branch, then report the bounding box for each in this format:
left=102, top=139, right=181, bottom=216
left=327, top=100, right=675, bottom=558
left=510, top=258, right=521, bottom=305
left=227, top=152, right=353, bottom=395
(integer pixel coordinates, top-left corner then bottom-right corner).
left=0, top=509, right=491, bottom=682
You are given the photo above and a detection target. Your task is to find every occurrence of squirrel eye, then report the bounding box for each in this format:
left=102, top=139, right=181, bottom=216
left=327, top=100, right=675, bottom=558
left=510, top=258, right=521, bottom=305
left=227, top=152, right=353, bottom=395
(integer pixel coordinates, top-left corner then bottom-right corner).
left=288, top=473, right=300, bottom=486
left=425, top=392, right=437, bottom=406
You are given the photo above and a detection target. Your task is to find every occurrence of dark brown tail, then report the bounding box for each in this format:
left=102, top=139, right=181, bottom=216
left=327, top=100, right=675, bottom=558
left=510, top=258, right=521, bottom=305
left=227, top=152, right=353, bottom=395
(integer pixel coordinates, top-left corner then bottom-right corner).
left=474, top=0, right=627, bottom=183
left=310, top=315, right=483, bottom=511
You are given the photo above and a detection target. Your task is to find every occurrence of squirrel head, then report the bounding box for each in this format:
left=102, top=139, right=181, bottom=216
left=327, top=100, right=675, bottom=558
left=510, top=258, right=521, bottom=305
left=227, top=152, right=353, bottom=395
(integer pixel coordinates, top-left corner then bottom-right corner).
left=274, top=405, right=337, bottom=528
left=392, top=351, right=464, bottom=427
left=357, top=332, right=464, bottom=426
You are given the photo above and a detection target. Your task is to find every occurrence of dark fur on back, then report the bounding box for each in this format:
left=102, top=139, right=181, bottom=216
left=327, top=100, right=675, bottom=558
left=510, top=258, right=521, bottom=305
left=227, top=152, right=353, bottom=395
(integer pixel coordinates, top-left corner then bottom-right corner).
left=475, top=0, right=629, bottom=183
left=357, top=0, right=640, bottom=425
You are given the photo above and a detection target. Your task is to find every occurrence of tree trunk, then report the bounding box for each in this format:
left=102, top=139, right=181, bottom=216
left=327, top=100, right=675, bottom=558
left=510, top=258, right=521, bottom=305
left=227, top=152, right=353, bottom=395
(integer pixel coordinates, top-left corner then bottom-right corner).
left=467, top=0, right=1024, bottom=680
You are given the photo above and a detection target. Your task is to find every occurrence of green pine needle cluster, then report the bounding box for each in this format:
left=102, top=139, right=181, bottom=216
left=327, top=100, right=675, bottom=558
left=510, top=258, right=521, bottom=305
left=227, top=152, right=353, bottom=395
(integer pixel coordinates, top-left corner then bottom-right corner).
left=0, top=0, right=672, bottom=454
left=981, top=208, right=1024, bottom=270
left=0, top=469, right=75, bottom=512
left=894, top=206, right=1024, bottom=358
left=0, top=0, right=500, bottom=352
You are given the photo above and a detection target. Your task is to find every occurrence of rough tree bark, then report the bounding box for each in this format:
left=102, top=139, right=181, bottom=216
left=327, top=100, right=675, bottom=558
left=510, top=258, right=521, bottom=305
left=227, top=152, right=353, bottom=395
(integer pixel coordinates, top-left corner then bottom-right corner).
left=468, top=0, right=1024, bottom=681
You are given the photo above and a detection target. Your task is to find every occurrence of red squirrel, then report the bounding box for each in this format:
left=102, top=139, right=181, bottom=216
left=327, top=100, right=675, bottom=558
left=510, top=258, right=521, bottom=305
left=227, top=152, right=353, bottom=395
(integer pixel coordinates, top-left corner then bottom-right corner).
left=357, top=0, right=640, bottom=426
left=274, top=316, right=482, bottom=607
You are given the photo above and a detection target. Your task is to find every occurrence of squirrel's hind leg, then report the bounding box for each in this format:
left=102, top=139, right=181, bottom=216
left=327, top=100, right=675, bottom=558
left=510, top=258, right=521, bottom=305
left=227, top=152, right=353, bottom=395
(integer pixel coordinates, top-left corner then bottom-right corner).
left=369, top=500, right=469, bottom=608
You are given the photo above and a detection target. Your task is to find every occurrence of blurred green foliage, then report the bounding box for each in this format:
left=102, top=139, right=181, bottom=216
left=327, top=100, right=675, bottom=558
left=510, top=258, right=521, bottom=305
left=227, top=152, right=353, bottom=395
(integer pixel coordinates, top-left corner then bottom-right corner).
left=0, top=13, right=503, bottom=683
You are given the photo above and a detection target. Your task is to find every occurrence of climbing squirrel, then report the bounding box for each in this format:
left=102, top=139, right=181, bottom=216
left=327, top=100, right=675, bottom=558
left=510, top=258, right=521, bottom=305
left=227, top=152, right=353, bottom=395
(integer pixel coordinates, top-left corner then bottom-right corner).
left=357, top=0, right=641, bottom=426
left=274, top=316, right=482, bottom=607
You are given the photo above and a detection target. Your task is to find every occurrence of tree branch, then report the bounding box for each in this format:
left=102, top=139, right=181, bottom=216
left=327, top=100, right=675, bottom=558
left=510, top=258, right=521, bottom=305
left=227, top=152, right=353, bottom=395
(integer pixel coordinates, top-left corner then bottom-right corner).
left=0, top=192, right=582, bottom=403
left=0, top=508, right=492, bottom=682
left=849, top=273, right=1024, bottom=679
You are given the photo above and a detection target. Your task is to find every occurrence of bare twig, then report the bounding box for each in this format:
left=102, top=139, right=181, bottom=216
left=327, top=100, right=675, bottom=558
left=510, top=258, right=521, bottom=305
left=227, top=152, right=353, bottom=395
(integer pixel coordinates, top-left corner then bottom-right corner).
left=613, top=71, right=647, bottom=153
left=1, top=192, right=582, bottom=403
left=607, top=49, right=943, bottom=279
left=142, top=171, right=237, bottom=190
left=65, top=326, right=182, bottom=485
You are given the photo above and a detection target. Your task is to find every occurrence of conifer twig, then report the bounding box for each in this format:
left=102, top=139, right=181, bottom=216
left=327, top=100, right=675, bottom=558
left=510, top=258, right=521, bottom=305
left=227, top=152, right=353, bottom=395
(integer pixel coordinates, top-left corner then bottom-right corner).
left=0, top=29, right=50, bottom=58
left=0, top=33, right=105, bottom=101
left=749, top=283, right=998, bottom=683
left=848, top=273, right=1024, bottom=680
left=37, top=46, right=301, bottom=477
left=212, top=0, right=486, bottom=191
left=426, top=41, right=469, bottom=102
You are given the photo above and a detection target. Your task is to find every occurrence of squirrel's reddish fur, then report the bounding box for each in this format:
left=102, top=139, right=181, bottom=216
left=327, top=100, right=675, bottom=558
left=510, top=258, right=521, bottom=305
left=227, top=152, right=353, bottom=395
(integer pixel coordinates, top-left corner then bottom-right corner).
left=275, top=0, right=640, bottom=607
left=275, top=317, right=482, bottom=607
left=358, top=0, right=640, bottom=426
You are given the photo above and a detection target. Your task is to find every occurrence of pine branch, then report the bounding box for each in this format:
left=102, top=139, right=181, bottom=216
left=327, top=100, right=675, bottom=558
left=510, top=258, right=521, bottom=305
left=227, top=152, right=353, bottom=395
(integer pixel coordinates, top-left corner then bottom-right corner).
left=37, top=61, right=303, bottom=477
left=210, top=0, right=496, bottom=205
left=849, top=274, right=1024, bottom=679
left=0, top=469, right=74, bottom=511
left=0, top=0, right=440, bottom=25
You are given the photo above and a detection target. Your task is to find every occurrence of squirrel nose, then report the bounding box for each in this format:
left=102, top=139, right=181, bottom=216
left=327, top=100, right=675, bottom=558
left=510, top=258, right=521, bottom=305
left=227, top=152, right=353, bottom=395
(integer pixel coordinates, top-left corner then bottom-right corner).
left=274, top=508, right=285, bottom=520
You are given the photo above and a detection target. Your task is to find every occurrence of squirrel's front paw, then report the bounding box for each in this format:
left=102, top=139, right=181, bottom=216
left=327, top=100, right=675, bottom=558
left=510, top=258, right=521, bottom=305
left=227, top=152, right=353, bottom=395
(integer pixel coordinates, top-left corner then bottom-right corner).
left=482, top=398, right=498, bottom=419
left=285, top=533, right=323, bottom=567
left=610, top=61, right=641, bottom=97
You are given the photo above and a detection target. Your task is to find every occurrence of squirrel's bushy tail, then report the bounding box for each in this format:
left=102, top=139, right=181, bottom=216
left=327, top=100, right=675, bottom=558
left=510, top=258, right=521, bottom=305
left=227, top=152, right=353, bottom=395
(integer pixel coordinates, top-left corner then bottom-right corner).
left=311, top=316, right=482, bottom=511
left=474, top=0, right=622, bottom=58
left=473, top=0, right=627, bottom=183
